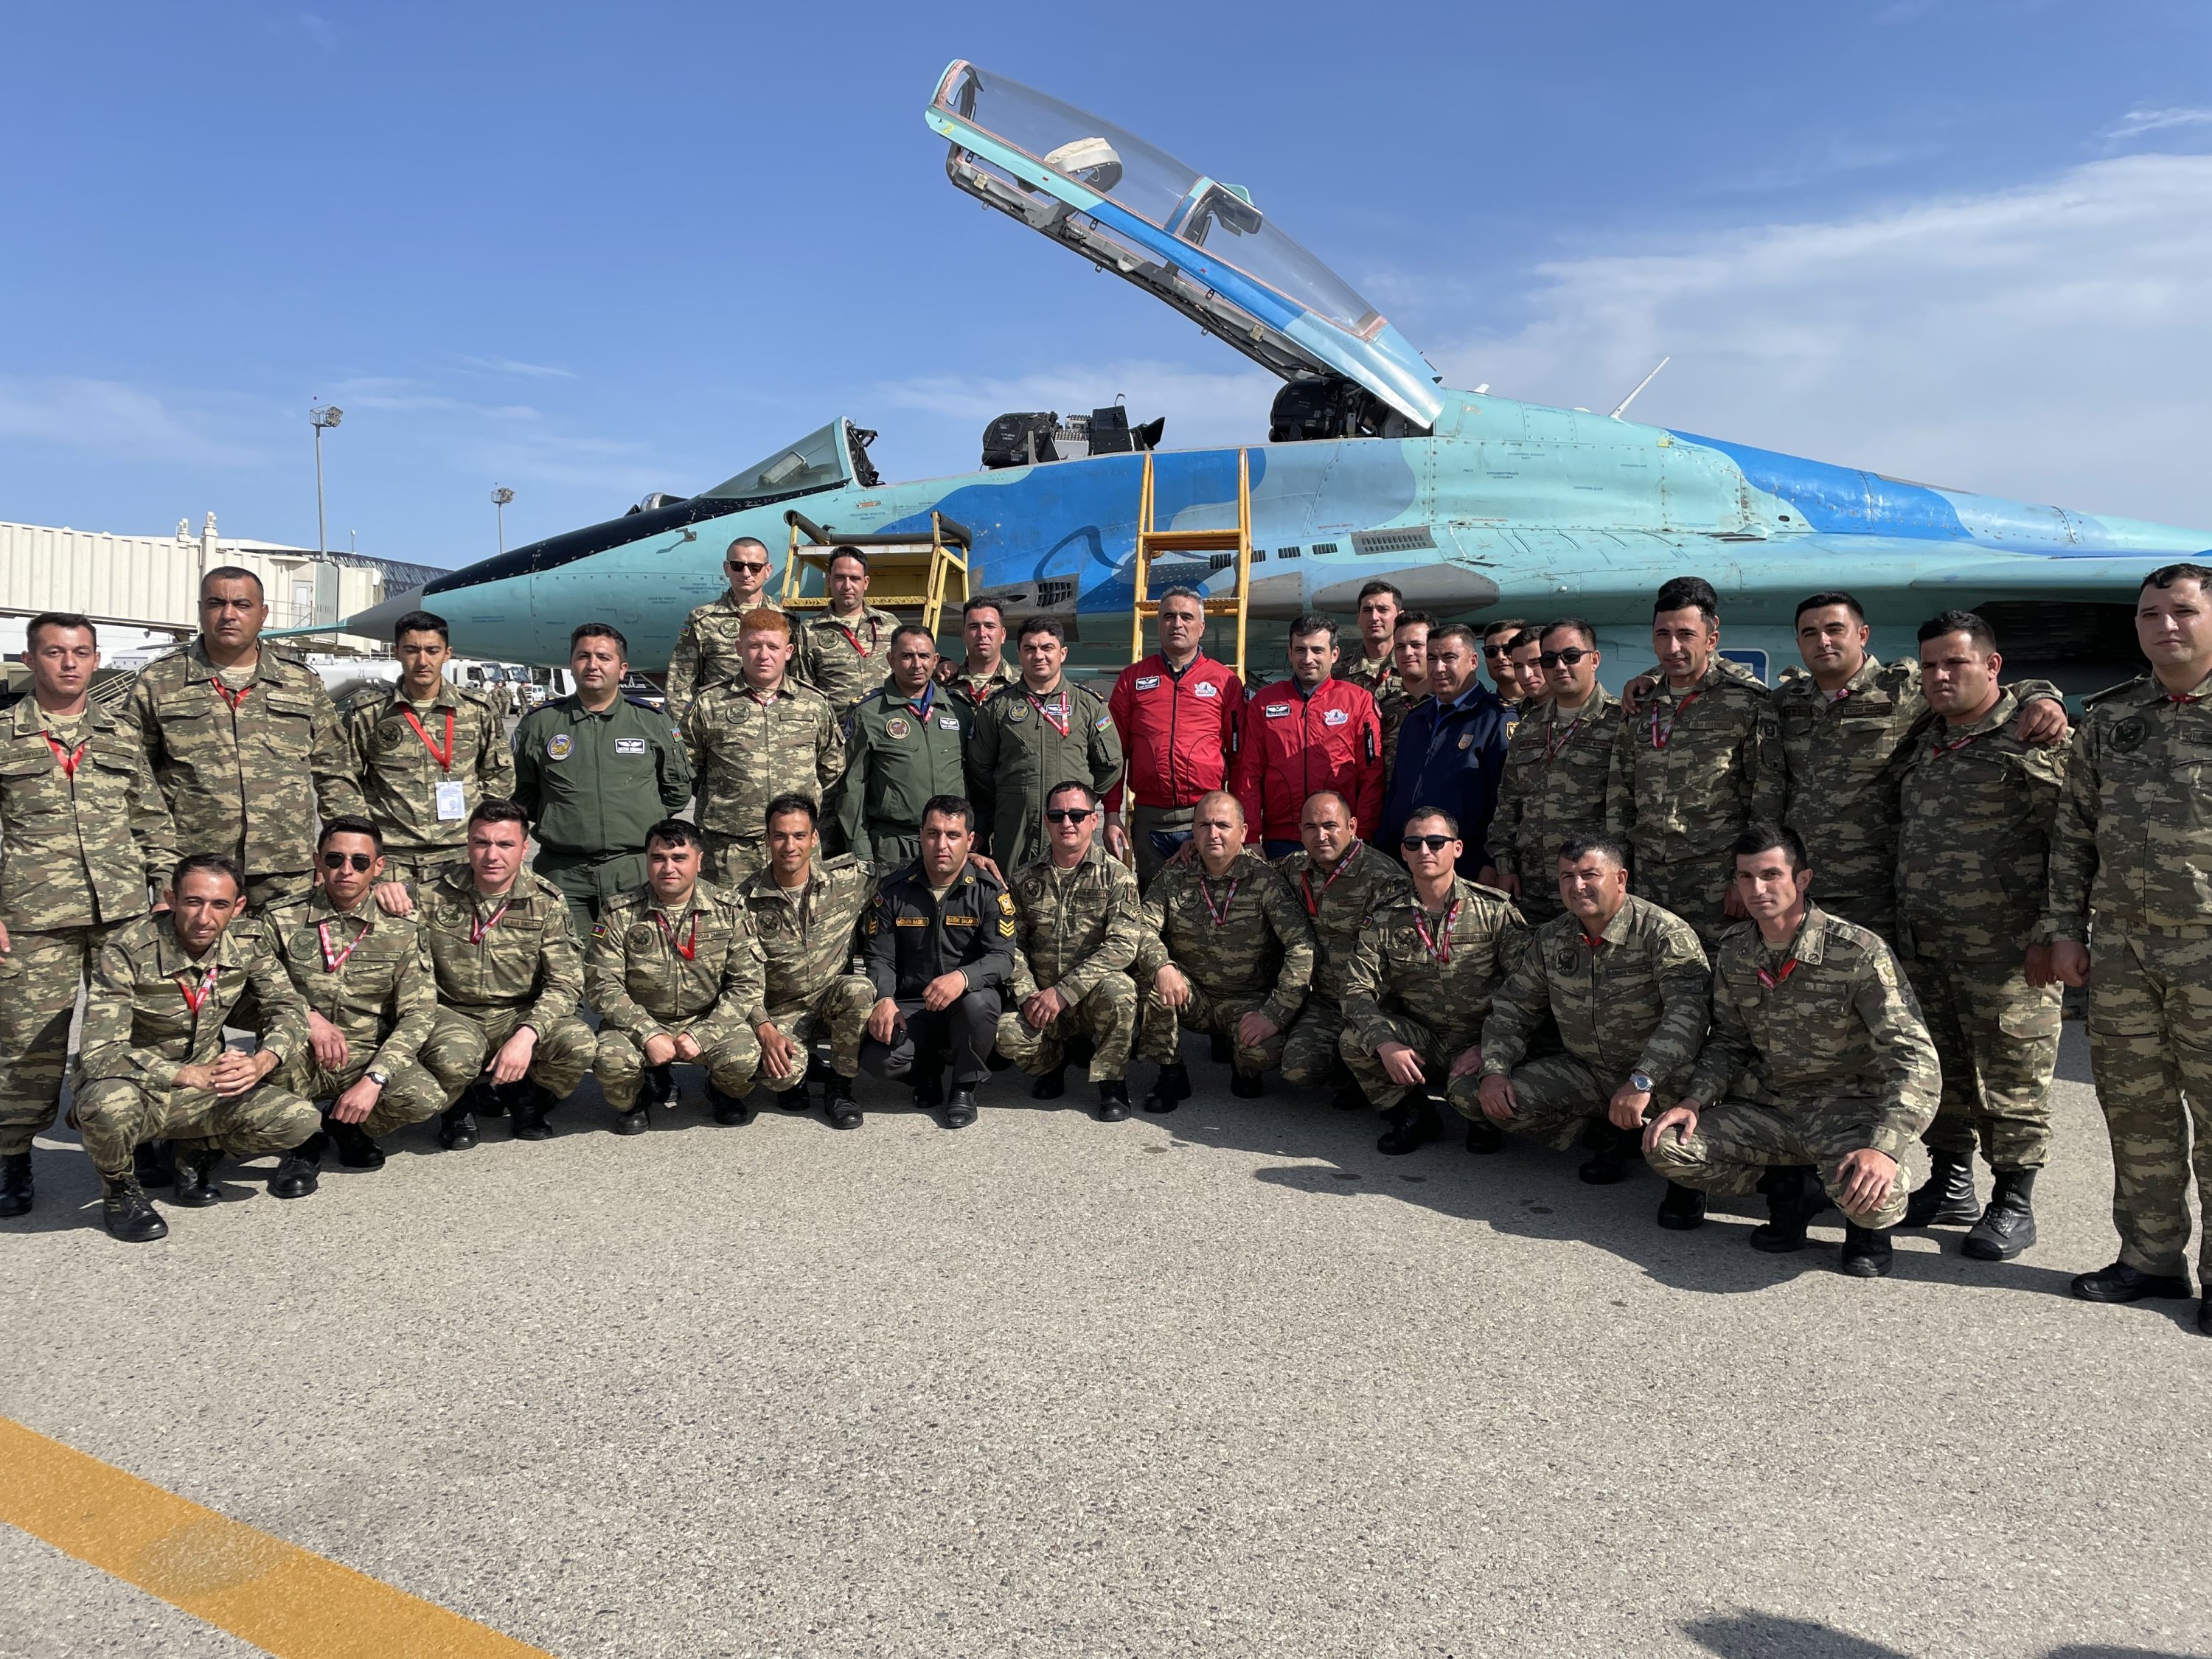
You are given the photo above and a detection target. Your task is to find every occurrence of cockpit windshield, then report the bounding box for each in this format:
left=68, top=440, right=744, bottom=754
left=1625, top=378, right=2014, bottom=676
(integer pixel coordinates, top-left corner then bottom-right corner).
left=700, top=420, right=855, bottom=500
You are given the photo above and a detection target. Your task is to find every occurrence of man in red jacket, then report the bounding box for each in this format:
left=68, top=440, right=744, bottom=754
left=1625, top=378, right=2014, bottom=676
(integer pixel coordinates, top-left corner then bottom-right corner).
left=1234, top=614, right=1385, bottom=858
left=1106, top=586, right=1243, bottom=890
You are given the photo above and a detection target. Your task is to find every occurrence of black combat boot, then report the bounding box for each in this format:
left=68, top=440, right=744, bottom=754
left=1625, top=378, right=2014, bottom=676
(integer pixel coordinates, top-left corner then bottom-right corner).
left=0, top=1151, right=32, bottom=1218
left=509, top=1084, right=558, bottom=1141
left=270, top=1135, right=323, bottom=1200
left=172, top=1143, right=224, bottom=1208
left=1208, top=1032, right=1232, bottom=1064
left=943, top=1087, right=978, bottom=1130
left=2070, top=1261, right=2194, bottom=1303
left=1464, top=1114, right=1504, bottom=1155
left=1903, top=1150, right=1978, bottom=1228
left=327, top=1118, right=384, bottom=1169
left=1377, top=1095, right=1440, bottom=1155
left=133, top=1138, right=175, bottom=1189
left=709, top=1082, right=756, bottom=1127
left=437, top=1102, right=480, bottom=1150
left=1839, top=1222, right=1896, bottom=1278
left=1096, top=1079, right=1132, bottom=1123
left=1331, top=1080, right=1367, bottom=1112
left=1032, top=1060, right=1068, bottom=1100
left=1578, top=1121, right=1643, bottom=1186
left=1962, top=1168, right=2037, bottom=1261
left=611, top=1104, right=650, bottom=1135
left=100, top=1174, right=167, bottom=1242
left=1655, top=1181, right=1707, bottom=1231
left=1142, top=1062, right=1190, bottom=1114
left=644, top=1064, right=677, bottom=1112
left=822, top=1074, right=862, bottom=1130
left=1748, top=1164, right=1822, bottom=1253
left=1228, top=1068, right=1265, bottom=1099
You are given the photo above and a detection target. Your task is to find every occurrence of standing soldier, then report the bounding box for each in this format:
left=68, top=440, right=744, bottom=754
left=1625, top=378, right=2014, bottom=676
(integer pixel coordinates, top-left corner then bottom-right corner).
left=1234, top=614, right=1385, bottom=858
left=1134, top=791, right=1314, bottom=1110
left=1340, top=580, right=1403, bottom=698
left=0, top=614, right=175, bottom=1218
left=415, top=800, right=599, bottom=1147
left=343, top=610, right=515, bottom=905
left=1472, top=835, right=1709, bottom=1190
left=840, top=625, right=970, bottom=872
left=796, top=548, right=901, bottom=718
left=996, top=782, right=1147, bottom=1121
left=262, top=818, right=444, bottom=1191
left=1645, top=823, right=1940, bottom=1279
left=72, top=854, right=318, bottom=1242
left=1606, top=577, right=1783, bottom=951
left=513, top=624, right=693, bottom=941
left=967, top=618, right=1122, bottom=874
left=666, top=535, right=789, bottom=724
left=736, top=795, right=877, bottom=1130
left=686, top=609, right=844, bottom=884
left=1892, top=613, right=2066, bottom=1260
left=2048, top=563, right=2212, bottom=1330
left=1105, top=585, right=1242, bottom=888
left=585, top=819, right=765, bottom=1135
left=934, top=597, right=1020, bottom=714
left=1275, top=790, right=1411, bottom=1112
left=123, top=566, right=358, bottom=909
left=1507, top=630, right=1548, bottom=713
left=1379, top=625, right=1513, bottom=876
left=1481, top=619, right=1533, bottom=724
left=1484, top=619, right=1620, bottom=925
left=1341, top=807, right=1526, bottom=1155
left=1382, top=608, right=1436, bottom=790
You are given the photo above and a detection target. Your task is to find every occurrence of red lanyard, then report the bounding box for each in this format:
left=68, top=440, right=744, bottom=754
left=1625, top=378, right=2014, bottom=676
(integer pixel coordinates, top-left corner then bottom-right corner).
left=2169, top=693, right=2203, bottom=706
left=1579, top=931, right=1606, bottom=950
left=1413, top=901, right=1462, bottom=964
left=1197, top=874, right=1240, bottom=927
left=1544, top=714, right=1587, bottom=761
left=177, top=962, right=221, bottom=1014
left=468, top=900, right=512, bottom=944
left=904, top=683, right=939, bottom=722
left=655, top=910, right=700, bottom=961
left=1300, top=842, right=1361, bottom=916
left=1650, top=691, right=1699, bottom=750
left=317, top=919, right=370, bottom=973
left=403, top=708, right=456, bottom=772
left=44, top=732, right=86, bottom=779
left=830, top=618, right=880, bottom=657
left=210, top=678, right=251, bottom=712
left=1029, top=691, right=1073, bottom=738
left=1757, top=958, right=1799, bottom=990
left=1930, top=728, right=1988, bottom=757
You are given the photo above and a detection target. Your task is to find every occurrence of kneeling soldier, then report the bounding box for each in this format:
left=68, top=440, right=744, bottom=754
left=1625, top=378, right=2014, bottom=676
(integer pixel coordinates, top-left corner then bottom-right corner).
left=417, top=799, right=598, bottom=1146
left=1644, top=823, right=1940, bottom=1276
left=263, top=817, right=443, bottom=1192
left=1341, top=807, right=1526, bottom=1155
left=996, top=781, right=1145, bottom=1121
left=1472, top=833, right=1709, bottom=1184
left=1273, top=790, right=1411, bottom=1110
left=735, top=794, right=876, bottom=1128
left=1135, top=790, right=1314, bottom=1111
left=72, top=854, right=317, bottom=1241
left=585, top=819, right=765, bottom=1133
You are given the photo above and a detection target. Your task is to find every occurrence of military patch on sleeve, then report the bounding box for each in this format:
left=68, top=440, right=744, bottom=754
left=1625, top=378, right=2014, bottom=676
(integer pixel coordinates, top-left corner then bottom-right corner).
left=1096, top=713, right=1113, bottom=730
left=999, top=917, right=1015, bottom=936
left=591, top=921, right=608, bottom=939
left=998, top=891, right=1016, bottom=915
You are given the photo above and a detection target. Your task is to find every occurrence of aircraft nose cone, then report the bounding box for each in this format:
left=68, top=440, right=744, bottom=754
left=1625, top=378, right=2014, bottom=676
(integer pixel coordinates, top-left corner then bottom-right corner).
left=342, top=583, right=427, bottom=643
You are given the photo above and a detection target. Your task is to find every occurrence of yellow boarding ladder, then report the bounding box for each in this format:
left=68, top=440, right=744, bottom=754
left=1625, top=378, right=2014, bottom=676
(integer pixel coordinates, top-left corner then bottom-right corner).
left=1129, top=448, right=1252, bottom=680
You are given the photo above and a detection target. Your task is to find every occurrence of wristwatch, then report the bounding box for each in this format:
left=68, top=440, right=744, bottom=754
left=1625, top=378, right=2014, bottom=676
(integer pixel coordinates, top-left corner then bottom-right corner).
left=1628, top=1071, right=1655, bottom=1094
left=364, top=1068, right=389, bottom=1088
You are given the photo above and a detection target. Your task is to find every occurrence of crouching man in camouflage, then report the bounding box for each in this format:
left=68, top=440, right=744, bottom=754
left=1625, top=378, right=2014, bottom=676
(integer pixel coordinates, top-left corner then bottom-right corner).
left=1644, top=823, right=1940, bottom=1277
left=996, top=781, right=1145, bottom=1121
left=585, top=819, right=765, bottom=1134
left=72, top=853, right=318, bottom=1241
left=417, top=799, right=597, bottom=1147
left=1273, top=790, right=1410, bottom=1111
left=262, top=817, right=443, bottom=1194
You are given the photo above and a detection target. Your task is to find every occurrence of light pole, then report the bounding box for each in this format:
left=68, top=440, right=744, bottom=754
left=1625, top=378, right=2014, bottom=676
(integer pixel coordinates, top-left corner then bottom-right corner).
left=492, top=486, right=515, bottom=554
left=310, top=403, right=344, bottom=555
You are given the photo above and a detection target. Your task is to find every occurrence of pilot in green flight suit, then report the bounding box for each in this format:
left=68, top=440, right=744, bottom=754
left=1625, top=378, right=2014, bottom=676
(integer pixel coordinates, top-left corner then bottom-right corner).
left=838, top=624, right=970, bottom=873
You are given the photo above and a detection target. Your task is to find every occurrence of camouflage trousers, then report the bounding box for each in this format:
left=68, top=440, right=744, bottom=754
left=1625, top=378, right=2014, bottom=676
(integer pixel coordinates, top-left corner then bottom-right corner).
left=1903, top=951, right=2060, bottom=1170
left=1644, top=1095, right=1932, bottom=1231
left=995, top=974, right=1139, bottom=1083
left=1341, top=1015, right=1484, bottom=1113
left=1632, top=855, right=1733, bottom=953
left=1137, top=979, right=1290, bottom=1073
left=72, top=1072, right=319, bottom=1180
left=594, top=1017, right=760, bottom=1109
left=1456, top=1052, right=1673, bottom=1152
left=271, top=1049, right=446, bottom=1139
left=418, top=1004, right=599, bottom=1107
left=2084, top=925, right=2212, bottom=1281
left=1279, top=997, right=1349, bottom=1089
left=751, top=975, right=877, bottom=1093
left=0, top=922, right=128, bottom=1155
left=701, top=832, right=768, bottom=888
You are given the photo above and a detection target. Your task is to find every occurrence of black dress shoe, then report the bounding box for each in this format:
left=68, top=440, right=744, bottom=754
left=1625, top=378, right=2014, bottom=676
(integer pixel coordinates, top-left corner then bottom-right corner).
left=1961, top=1169, right=2037, bottom=1261
left=1378, top=1096, right=1440, bottom=1155
left=1748, top=1164, right=1821, bottom=1253
left=1578, top=1121, right=1642, bottom=1185
left=172, top=1144, right=225, bottom=1208
left=823, top=1074, right=863, bottom=1130
left=1228, top=1068, right=1265, bottom=1099
left=612, top=1107, right=650, bottom=1135
left=1032, top=1061, right=1068, bottom=1100
left=1655, top=1181, right=1707, bottom=1230
left=133, top=1138, right=176, bottom=1189
left=1839, top=1222, right=1895, bottom=1278
left=1142, top=1062, right=1190, bottom=1115
left=2071, top=1260, right=2194, bottom=1303
left=270, top=1137, right=323, bottom=1200
left=709, top=1083, right=757, bottom=1126
left=101, top=1175, right=167, bottom=1242
left=1096, top=1079, right=1132, bottom=1122
left=437, top=1105, right=480, bottom=1150
left=509, top=1085, right=557, bottom=1141
left=943, top=1088, right=978, bottom=1129
left=1464, top=1115, right=1504, bottom=1155
left=0, top=1151, right=32, bottom=1218
left=327, top=1119, right=385, bottom=1169
left=1903, top=1150, right=1979, bottom=1228
left=1208, top=1032, right=1232, bottom=1064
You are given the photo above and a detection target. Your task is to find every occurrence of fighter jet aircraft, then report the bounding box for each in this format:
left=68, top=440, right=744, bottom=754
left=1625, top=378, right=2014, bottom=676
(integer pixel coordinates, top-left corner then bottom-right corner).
left=346, top=59, right=2210, bottom=687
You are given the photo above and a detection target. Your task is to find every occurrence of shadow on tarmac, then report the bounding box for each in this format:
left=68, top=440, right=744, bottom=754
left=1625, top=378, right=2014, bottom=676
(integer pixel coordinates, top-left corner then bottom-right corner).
left=1682, top=1611, right=2206, bottom=1659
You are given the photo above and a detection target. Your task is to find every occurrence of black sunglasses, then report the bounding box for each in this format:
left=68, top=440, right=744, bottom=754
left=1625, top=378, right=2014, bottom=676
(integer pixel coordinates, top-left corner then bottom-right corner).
left=321, top=852, right=376, bottom=872
left=1401, top=834, right=1456, bottom=853
left=1538, top=647, right=1593, bottom=668
left=1046, top=807, right=1096, bottom=824
left=725, top=559, right=768, bottom=574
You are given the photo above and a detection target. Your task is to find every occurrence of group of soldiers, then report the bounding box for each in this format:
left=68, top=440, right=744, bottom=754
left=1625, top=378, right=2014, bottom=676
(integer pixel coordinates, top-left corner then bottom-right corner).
left=1, top=542, right=2207, bottom=1338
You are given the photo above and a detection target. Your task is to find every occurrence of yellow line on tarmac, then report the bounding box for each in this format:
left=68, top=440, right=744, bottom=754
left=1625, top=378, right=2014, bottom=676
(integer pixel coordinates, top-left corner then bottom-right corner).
left=0, top=1416, right=554, bottom=1658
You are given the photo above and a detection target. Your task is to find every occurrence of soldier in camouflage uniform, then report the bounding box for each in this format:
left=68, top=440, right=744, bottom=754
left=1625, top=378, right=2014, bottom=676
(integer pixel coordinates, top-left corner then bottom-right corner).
left=72, top=854, right=317, bottom=1242
left=1485, top=619, right=1620, bottom=925
left=1606, top=578, right=1782, bottom=950
left=1473, top=833, right=1708, bottom=1186
left=684, top=608, right=844, bottom=886
left=1645, top=824, right=1940, bottom=1276
left=1893, top=613, right=2067, bottom=1260
left=2047, top=564, right=2212, bottom=1327
left=415, top=801, right=598, bottom=1146
left=841, top=625, right=971, bottom=871
left=1338, top=580, right=1404, bottom=781
left=262, top=818, right=444, bottom=1191
left=122, top=567, right=360, bottom=910
left=967, top=617, right=1123, bottom=874
left=0, top=613, right=175, bottom=1218
left=1135, top=791, right=1314, bottom=1110
left=1342, top=807, right=1527, bottom=1155
left=995, top=781, right=1147, bottom=1120
left=341, top=610, right=516, bottom=896
left=1273, top=790, right=1410, bottom=1110
left=795, top=548, right=902, bottom=717
left=665, top=535, right=791, bottom=724
left=585, top=820, right=765, bottom=1134
left=933, top=597, right=1021, bottom=715
left=736, top=793, right=877, bottom=1128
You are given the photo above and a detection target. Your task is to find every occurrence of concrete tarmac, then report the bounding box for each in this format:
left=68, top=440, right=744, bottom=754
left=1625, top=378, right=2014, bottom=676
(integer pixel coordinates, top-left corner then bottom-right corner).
left=4, top=1023, right=2209, bottom=1659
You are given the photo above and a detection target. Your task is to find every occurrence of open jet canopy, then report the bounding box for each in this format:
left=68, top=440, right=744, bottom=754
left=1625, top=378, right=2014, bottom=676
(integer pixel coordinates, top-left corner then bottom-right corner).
left=927, top=60, right=1445, bottom=432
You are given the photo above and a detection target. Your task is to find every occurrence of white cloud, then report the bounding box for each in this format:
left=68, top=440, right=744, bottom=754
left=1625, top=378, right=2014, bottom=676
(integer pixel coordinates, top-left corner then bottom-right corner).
left=0, top=375, right=263, bottom=467
left=458, top=355, right=577, bottom=380
left=2105, top=105, right=2212, bottom=142
left=1436, top=153, right=2212, bottom=531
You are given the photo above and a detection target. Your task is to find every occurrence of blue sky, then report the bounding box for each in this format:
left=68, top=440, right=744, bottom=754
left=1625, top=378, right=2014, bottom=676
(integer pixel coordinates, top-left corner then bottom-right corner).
left=5, top=1, right=2211, bottom=569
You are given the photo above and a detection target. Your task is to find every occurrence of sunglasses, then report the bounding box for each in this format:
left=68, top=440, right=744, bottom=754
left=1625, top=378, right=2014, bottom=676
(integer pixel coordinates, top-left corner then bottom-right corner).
left=726, top=560, right=768, bottom=574
left=1401, top=834, right=1456, bottom=853
left=1482, top=644, right=1514, bottom=659
left=1046, top=807, right=1096, bottom=824
left=1537, top=647, right=1593, bottom=668
left=321, top=852, right=376, bottom=872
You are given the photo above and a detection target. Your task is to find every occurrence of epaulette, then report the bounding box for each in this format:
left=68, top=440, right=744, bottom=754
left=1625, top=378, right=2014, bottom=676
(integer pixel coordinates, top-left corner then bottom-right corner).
left=337, top=682, right=390, bottom=716
left=2081, top=675, right=2149, bottom=711
left=1467, top=880, right=1520, bottom=906
left=819, top=853, right=858, bottom=873
left=622, top=695, right=664, bottom=713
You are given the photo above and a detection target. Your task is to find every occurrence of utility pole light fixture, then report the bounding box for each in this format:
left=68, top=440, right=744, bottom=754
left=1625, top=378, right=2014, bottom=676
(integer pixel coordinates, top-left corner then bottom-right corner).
left=492, top=486, right=515, bottom=554
left=310, top=403, right=344, bottom=557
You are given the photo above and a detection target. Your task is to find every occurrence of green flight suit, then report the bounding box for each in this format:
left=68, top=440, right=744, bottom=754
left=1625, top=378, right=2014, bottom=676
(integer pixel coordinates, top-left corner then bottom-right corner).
left=512, top=695, right=694, bottom=937
left=838, top=683, right=971, bottom=872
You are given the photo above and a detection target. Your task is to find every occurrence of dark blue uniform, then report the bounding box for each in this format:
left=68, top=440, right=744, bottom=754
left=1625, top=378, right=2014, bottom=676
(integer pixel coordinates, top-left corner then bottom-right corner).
left=1382, top=681, right=1513, bottom=879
